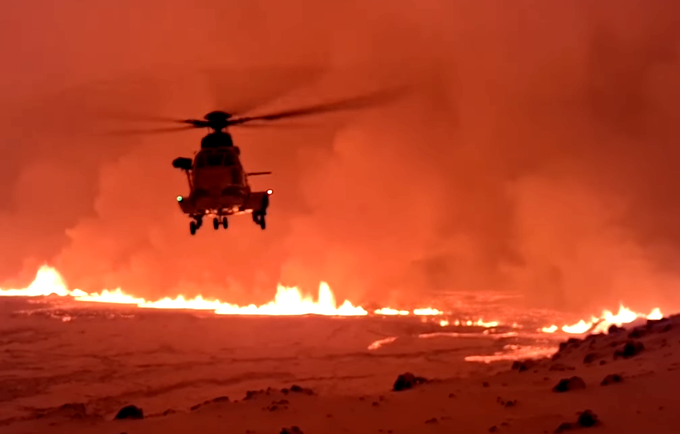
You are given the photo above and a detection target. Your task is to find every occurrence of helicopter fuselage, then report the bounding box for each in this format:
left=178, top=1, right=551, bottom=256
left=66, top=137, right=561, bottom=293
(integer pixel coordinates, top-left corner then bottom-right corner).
left=173, top=132, right=271, bottom=233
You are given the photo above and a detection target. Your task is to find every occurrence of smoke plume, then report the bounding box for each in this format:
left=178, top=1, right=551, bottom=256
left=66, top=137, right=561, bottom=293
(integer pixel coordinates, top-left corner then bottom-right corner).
left=1, top=0, right=679, bottom=314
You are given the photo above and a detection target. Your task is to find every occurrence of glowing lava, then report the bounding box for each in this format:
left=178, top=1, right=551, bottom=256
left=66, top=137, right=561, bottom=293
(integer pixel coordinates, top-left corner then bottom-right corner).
left=0, top=266, right=368, bottom=316
left=542, top=304, right=664, bottom=335
left=0, top=266, right=448, bottom=317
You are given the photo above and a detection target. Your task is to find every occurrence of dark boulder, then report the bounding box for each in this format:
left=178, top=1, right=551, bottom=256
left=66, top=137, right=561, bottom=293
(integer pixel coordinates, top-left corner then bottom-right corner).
left=614, top=341, right=645, bottom=359
left=601, top=374, right=623, bottom=386
left=608, top=324, right=626, bottom=334
left=511, top=359, right=537, bottom=372
left=393, top=372, right=428, bottom=391
left=628, top=328, right=646, bottom=339
left=114, top=405, right=143, bottom=420
left=577, top=410, right=600, bottom=427
left=552, top=376, right=586, bottom=393
left=583, top=353, right=597, bottom=364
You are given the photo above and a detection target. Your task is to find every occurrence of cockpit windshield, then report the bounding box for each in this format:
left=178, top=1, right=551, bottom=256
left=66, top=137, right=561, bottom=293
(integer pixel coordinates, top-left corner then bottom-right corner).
left=222, top=152, right=237, bottom=166
left=206, top=153, right=223, bottom=167
left=195, top=150, right=238, bottom=168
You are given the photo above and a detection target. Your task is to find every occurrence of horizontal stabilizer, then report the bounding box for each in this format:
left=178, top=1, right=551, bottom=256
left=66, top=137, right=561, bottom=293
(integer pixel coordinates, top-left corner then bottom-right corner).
left=246, top=171, right=272, bottom=176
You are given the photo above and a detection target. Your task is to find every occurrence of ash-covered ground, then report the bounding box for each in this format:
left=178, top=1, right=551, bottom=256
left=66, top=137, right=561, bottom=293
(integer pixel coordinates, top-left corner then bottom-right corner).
left=0, top=295, right=567, bottom=423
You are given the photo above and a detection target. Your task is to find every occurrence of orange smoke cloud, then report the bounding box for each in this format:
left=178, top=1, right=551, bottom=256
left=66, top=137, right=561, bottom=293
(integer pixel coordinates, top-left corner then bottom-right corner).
left=0, top=0, right=679, bottom=317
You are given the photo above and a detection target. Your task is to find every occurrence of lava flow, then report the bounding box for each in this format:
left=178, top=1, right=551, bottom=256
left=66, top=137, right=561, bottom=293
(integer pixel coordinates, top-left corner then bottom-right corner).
left=542, top=305, right=665, bottom=335
left=0, top=265, right=368, bottom=316
left=0, top=266, right=669, bottom=332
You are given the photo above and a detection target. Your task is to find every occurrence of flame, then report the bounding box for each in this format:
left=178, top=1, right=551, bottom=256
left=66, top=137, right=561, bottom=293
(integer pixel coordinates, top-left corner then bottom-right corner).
left=541, top=325, right=558, bottom=333
left=374, top=307, right=410, bottom=316
left=0, top=265, right=368, bottom=316
left=413, top=308, right=443, bottom=316
left=541, top=304, right=665, bottom=335
left=449, top=318, right=500, bottom=328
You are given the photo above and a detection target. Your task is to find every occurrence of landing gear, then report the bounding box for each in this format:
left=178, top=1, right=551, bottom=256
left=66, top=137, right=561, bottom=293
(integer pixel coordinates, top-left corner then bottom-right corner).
left=189, top=215, right=203, bottom=236
left=252, top=212, right=266, bottom=230
left=213, top=216, right=229, bottom=230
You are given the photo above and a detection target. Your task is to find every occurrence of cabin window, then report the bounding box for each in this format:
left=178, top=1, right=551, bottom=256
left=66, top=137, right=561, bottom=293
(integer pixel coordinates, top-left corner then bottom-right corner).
left=223, top=152, right=236, bottom=166
left=206, top=153, right=223, bottom=167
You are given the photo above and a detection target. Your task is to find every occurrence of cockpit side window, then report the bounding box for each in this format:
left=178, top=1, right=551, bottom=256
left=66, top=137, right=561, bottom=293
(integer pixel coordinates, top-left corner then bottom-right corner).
left=195, top=155, right=206, bottom=168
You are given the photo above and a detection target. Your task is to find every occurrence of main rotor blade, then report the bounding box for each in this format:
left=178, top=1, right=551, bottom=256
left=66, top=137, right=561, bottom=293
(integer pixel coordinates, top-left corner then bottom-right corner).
left=226, top=87, right=405, bottom=126
left=202, top=65, right=328, bottom=117
left=101, top=125, right=197, bottom=136
left=92, top=109, right=187, bottom=124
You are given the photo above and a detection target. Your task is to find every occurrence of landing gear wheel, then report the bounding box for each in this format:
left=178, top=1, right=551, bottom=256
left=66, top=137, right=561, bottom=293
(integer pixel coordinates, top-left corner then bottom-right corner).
left=190, top=221, right=197, bottom=235
left=253, top=212, right=266, bottom=230
left=222, top=217, right=228, bottom=229
left=213, top=218, right=220, bottom=230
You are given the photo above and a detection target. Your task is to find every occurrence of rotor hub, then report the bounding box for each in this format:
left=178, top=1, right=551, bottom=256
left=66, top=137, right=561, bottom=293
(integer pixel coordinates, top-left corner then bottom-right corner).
left=203, top=111, right=232, bottom=131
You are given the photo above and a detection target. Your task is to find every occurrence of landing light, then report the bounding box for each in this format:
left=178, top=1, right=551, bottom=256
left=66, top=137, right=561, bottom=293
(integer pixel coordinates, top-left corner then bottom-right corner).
left=177, top=196, right=183, bottom=202
left=267, top=189, right=273, bottom=195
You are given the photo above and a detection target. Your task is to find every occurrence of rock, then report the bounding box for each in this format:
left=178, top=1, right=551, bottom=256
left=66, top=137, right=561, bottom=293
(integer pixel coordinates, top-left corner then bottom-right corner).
left=512, top=359, right=537, bottom=372
left=628, top=328, right=646, bottom=339
left=554, top=410, right=600, bottom=432
left=425, top=418, right=438, bottom=424
left=554, top=422, right=574, bottom=433
left=244, top=390, right=267, bottom=400
left=289, top=385, right=314, bottom=395
left=608, top=324, right=626, bottom=334
left=393, top=373, right=428, bottom=391
left=614, top=341, right=645, bottom=359
left=583, top=353, right=597, bottom=364
left=550, top=363, right=575, bottom=371
left=601, top=374, right=623, bottom=386
left=552, top=376, right=586, bottom=393
left=558, top=338, right=582, bottom=352
left=482, top=382, right=490, bottom=387
left=489, top=426, right=498, bottom=432
left=33, top=403, right=88, bottom=420
left=161, top=409, right=176, bottom=416
left=577, top=410, right=599, bottom=427
left=114, top=405, right=143, bottom=420
left=190, top=396, right=229, bottom=411
left=280, top=427, right=303, bottom=434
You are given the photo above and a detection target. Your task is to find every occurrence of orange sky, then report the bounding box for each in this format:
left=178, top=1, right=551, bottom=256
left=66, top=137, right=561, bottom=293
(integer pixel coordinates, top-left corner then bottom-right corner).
left=0, top=0, right=679, bottom=314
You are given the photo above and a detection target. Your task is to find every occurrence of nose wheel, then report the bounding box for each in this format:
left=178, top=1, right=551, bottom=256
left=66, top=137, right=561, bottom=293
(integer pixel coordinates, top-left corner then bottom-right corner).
left=213, top=217, right=229, bottom=230
left=252, top=212, right=266, bottom=230
left=189, top=216, right=203, bottom=236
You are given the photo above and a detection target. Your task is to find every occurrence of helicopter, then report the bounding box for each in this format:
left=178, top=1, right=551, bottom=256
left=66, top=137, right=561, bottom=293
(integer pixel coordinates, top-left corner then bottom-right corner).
left=111, top=88, right=402, bottom=235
